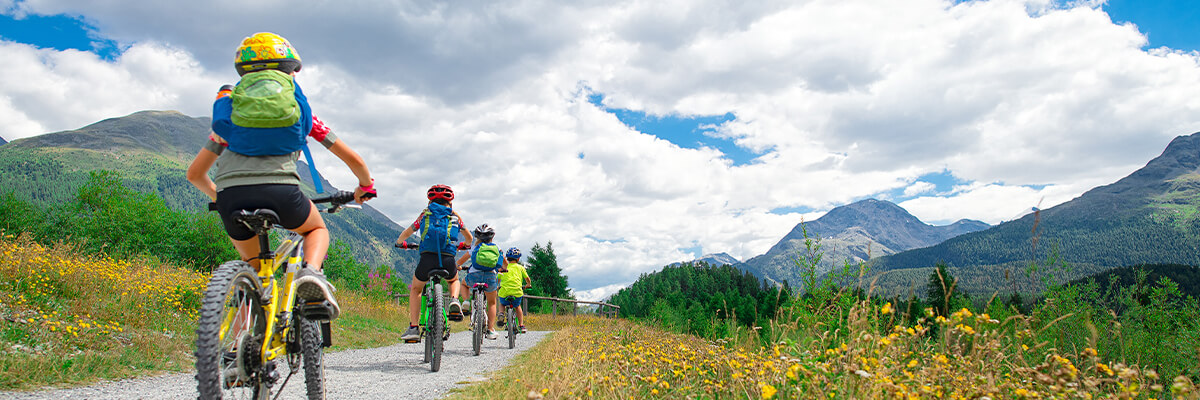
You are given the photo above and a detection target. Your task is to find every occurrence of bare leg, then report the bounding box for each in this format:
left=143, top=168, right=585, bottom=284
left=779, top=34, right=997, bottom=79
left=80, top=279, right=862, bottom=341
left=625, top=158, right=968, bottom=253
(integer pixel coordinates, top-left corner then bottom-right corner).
left=230, top=237, right=262, bottom=270
left=408, top=278, right=426, bottom=325
left=485, top=291, right=498, bottom=331
left=289, top=201, right=329, bottom=270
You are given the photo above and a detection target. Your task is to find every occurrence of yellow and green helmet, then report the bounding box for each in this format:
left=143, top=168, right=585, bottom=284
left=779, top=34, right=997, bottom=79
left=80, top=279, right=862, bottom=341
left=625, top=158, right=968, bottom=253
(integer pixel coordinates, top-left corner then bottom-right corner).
left=234, top=32, right=302, bottom=76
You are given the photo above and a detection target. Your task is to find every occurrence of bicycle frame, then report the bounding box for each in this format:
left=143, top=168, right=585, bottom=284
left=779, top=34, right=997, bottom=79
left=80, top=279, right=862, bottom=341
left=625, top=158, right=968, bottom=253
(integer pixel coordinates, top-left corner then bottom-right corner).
left=418, top=277, right=449, bottom=329
left=220, top=229, right=305, bottom=363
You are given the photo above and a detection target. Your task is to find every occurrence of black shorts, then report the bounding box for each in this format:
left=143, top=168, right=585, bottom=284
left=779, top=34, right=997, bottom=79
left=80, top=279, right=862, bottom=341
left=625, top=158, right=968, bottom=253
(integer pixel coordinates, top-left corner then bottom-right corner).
left=413, top=252, right=458, bottom=282
left=215, top=184, right=312, bottom=241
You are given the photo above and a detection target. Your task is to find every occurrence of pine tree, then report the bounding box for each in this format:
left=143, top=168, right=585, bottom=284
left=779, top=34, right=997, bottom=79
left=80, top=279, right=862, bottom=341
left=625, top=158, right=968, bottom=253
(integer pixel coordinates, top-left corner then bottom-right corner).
left=527, top=242, right=571, bottom=299
left=926, top=262, right=958, bottom=317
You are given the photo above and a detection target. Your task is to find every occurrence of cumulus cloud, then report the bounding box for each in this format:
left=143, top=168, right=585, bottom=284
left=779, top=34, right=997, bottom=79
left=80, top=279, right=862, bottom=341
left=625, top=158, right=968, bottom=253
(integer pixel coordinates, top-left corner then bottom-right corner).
left=3, top=0, right=1200, bottom=291
left=0, top=39, right=219, bottom=139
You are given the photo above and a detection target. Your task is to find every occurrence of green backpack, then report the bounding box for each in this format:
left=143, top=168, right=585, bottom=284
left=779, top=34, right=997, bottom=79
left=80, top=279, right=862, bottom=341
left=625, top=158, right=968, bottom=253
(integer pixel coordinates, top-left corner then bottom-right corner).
left=472, top=243, right=502, bottom=271
left=231, top=70, right=300, bottom=128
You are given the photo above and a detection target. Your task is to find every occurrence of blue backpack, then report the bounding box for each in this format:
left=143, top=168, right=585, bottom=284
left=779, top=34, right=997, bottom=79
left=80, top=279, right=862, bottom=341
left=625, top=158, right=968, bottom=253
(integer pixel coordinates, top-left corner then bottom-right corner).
left=211, top=70, right=313, bottom=156
left=418, top=202, right=459, bottom=255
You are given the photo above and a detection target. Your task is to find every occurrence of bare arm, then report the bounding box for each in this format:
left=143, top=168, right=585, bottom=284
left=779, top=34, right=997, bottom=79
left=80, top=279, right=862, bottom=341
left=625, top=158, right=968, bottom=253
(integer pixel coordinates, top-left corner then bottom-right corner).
left=186, top=147, right=219, bottom=201
left=325, top=139, right=374, bottom=203
left=395, top=225, right=415, bottom=246
left=457, top=223, right=473, bottom=245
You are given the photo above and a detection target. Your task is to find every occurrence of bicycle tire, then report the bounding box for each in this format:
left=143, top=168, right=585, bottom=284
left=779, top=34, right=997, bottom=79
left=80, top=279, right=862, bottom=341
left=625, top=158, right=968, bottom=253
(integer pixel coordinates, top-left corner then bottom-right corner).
left=195, top=261, right=269, bottom=400
left=422, top=324, right=432, bottom=364
left=299, top=317, right=326, bottom=400
left=507, top=307, right=516, bottom=349
left=472, top=291, right=484, bottom=356
left=429, top=283, right=444, bottom=372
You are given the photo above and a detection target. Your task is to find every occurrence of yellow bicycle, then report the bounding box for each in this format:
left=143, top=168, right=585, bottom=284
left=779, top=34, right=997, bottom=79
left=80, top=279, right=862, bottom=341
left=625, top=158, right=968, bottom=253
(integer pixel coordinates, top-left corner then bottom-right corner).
left=194, top=190, right=365, bottom=400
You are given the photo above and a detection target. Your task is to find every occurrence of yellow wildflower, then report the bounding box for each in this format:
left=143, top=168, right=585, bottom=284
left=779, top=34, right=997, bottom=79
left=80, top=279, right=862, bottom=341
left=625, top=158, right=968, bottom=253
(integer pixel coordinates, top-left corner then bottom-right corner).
left=762, top=384, right=777, bottom=399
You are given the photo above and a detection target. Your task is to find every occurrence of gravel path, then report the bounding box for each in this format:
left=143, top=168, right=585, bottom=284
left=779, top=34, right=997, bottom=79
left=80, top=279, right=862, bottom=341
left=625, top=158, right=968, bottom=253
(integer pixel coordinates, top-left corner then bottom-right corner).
left=4, top=330, right=550, bottom=400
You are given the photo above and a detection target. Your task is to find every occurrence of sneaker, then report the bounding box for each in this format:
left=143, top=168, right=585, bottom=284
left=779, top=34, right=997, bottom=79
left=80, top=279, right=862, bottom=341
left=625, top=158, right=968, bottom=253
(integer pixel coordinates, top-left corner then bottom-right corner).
left=448, top=300, right=463, bottom=321
left=400, top=325, right=421, bottom=342
left=485, top=330, right=498, bottom=340
left=496, top=317, right=505, bottom=327
left=519, top=325, right=527, bottom=334
left=294, top=268, right=340, bottom=320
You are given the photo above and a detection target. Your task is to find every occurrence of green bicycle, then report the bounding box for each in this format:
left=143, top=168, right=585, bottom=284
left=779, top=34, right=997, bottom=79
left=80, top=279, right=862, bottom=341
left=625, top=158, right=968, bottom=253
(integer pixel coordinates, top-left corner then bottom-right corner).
left=195, top=190, right=366, bottom=399
left=395, top=243, right=467, bottom=372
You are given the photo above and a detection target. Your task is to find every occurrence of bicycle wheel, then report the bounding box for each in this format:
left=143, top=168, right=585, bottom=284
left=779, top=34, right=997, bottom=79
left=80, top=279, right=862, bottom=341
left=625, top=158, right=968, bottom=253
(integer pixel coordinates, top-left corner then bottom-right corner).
left=471, top=292, right=484, bottom=356
left=298, top=317, right=325, bottom=400
left=507, top=307, right=517, bottom=349
left=196, top=261, right=269, bottom=400
left=429, top=283, right=445, bottom=372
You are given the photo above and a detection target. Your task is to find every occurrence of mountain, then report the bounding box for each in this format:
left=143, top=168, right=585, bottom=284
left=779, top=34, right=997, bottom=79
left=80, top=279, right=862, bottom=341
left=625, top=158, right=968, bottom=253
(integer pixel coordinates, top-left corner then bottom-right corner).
left=696, top=252, right=740, bottom=266
left=0, top=110, right=417, bottom=276
left=671, top=253, right=740, bottom=268
left=739, top=198, right=990, bottom=287
left=867, top=132, right=1200, bottom=296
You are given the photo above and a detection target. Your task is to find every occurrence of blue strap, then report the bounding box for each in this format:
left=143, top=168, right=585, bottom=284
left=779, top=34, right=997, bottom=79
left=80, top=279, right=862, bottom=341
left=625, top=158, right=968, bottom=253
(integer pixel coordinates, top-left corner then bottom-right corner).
left=301, top=142, right=324, bottom=193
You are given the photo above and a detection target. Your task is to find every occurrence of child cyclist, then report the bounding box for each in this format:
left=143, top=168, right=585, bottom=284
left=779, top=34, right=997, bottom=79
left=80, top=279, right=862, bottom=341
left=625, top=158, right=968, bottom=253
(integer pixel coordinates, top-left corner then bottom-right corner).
left=186, top=32, right=375, bottom=321
left=457, top=224, right=506, bottom=340
left=496, top=247, right=532, bottom=333
left=394, top=185, right=472, bottom=341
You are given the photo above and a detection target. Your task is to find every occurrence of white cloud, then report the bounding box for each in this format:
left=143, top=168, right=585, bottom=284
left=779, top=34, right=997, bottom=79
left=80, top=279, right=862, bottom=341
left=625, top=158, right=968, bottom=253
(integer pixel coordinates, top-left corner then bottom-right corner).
left=3, top=0, right=1200, bottom=291
left=0, top=40, right=218, bottom=139
left=903, top=181, right=937, bottom=197
left=573, top=282, right=631, bottom=302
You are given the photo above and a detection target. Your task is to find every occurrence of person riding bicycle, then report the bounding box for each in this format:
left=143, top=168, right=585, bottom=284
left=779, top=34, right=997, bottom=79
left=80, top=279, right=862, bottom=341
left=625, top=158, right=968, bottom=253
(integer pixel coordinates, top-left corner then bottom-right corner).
left=496, top=247, right=532, bottom=333
left=457, top=224, right=506, bottom=340
left=186, top=32, right=375, bottom=321
left=395, top=185, right=472, bottom=341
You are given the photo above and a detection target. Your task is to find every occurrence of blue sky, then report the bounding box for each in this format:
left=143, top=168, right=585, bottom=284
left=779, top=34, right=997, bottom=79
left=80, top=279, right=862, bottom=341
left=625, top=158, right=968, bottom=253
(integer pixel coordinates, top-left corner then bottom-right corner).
left=2, top=1, right=1199, bottom=298
left=0, top=13, right=119, bottom=58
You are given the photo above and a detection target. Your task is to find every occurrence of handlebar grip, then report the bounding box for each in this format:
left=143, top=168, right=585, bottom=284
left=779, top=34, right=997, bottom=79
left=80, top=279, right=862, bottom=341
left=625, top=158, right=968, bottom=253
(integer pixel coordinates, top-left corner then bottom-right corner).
left=311, top=190, right=356, bottom=205
left=456, top=242, right=470, bottom=250
left=208, top=202, right=218, bottom=211
left=361, top=192, right=377, bottom=200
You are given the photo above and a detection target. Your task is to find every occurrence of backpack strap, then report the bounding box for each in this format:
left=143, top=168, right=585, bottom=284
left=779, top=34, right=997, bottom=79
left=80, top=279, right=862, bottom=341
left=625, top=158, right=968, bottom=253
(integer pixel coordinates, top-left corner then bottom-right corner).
left=301, top=142, right=324, bottom=193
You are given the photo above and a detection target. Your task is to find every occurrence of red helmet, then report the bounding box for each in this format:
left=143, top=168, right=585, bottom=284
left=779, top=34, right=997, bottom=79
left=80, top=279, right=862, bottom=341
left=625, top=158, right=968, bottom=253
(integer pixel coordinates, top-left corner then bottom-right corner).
left=427, top=184, right=454, bottom=202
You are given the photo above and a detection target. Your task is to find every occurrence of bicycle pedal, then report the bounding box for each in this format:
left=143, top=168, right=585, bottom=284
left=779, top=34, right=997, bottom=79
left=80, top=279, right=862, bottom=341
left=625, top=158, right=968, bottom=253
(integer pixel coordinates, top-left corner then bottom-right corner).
left=301, top=300, right=335, bottom=321
left=404, top=338, right=421, bottom=344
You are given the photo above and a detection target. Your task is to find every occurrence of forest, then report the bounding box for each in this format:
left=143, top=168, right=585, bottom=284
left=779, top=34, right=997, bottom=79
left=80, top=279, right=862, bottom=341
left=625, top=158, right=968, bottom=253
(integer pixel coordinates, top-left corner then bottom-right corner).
left=607, top=261, right=792, bottom=338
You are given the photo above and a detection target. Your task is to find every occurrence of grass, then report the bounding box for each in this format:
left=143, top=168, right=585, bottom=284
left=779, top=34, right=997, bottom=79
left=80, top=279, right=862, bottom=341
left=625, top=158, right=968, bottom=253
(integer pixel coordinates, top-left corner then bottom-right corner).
left=0, top=233, right=416, bottom=390
left=449, top=305, right=1200, bottom=399
left=0, top=233, right=202, bottom=390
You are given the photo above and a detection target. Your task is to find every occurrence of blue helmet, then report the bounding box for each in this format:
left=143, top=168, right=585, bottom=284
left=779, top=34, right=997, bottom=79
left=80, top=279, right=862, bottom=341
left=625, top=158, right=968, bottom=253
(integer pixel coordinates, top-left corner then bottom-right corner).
left=505, top=247, right=522, bottom=260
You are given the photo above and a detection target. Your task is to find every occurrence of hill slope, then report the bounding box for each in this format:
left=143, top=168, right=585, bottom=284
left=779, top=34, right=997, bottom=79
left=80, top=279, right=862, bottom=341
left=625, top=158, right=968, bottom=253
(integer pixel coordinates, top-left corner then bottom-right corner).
left=0, top=110, right=416, bottom=276
left=739, top=199, right=989, bottom=286
left=866, top=132, right=1200, bottom=296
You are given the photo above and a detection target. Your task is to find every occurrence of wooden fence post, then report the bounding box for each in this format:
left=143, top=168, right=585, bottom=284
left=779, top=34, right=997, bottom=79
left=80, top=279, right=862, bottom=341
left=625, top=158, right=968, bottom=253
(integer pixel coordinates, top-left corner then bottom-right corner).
left=552, top=299, right=557, bottom=316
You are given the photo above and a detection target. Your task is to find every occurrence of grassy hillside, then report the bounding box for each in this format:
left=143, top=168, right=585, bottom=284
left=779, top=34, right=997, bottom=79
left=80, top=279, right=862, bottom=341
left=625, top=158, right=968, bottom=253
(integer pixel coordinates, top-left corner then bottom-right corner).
left=861, top=134, right=1200, bottom=296
left=0, top=110, right=417, bottom=277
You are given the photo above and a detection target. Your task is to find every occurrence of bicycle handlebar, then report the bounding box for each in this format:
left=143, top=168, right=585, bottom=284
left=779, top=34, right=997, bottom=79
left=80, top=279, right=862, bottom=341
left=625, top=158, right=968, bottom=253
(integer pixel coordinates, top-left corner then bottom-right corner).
left=394, top=241, right=471, bottom=250
left=207, top=190, right=375, bottom=213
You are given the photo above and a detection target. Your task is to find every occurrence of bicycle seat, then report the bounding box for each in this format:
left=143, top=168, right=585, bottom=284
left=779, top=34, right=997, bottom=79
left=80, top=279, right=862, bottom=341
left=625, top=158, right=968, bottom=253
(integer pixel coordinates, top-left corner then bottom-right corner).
left=471, top=283, right=489, bottom=290
left=233, top=209, right=281, bottom=233
left=427, top=269, right=450, bottom=280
